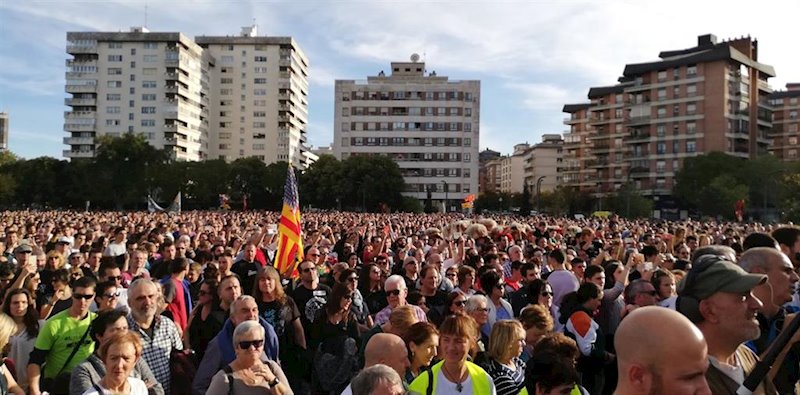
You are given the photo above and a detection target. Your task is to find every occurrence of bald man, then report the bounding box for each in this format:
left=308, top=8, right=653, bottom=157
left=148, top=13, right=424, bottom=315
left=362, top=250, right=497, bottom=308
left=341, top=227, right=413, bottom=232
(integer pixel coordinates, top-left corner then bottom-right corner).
left=614, top=307, right=711, bottom=395
left=341, top=333, right=410, bottom=395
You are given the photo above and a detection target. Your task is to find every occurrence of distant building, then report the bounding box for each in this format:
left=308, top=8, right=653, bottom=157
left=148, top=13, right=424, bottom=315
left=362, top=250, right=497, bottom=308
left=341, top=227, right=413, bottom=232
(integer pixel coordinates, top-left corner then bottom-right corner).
left=478, top=148, right=501, bottom=194
left=333, top=57, right=480, bottom=209
left=523, top=134, right=563, bottom=193
left=768, top=83, right=800, bottom=161
left=0, top=112, right=8, bottom=152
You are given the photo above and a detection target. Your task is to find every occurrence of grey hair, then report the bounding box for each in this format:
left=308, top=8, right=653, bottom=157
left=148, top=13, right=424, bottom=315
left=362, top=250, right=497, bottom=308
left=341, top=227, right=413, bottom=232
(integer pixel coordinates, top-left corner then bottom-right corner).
left=232, top=319, right=265, bottom=344
left=128, top=278, right=158, bottom=297
left=350, top=364, right=403, bottom=395
left=464, top=294, right=488, bottom=313
left=739, top=247, right=782, bottom=273
left=230, top=294, right=256, bottom=316
left=384, top=275, right=406, bottom=291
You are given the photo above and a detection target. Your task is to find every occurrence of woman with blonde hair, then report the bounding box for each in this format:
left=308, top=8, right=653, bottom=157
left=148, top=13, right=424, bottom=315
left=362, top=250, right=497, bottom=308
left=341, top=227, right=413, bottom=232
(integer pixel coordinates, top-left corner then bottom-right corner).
left=482, top=320, right=526, bottom=395
left=0, top=313, right=24, bottom=394
left=408, top=313, right=496, bottom=395
left=82, top=330, right=149, bottom=394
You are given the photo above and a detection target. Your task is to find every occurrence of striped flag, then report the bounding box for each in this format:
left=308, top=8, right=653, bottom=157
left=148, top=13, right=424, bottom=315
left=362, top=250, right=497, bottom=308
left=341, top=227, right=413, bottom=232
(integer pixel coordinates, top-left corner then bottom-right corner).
left=275, top=164, right=304, bottom=277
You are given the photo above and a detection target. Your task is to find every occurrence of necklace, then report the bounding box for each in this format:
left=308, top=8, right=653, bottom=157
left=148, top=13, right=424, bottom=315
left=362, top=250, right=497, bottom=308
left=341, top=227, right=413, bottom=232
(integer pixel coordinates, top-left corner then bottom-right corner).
left=441, top=363, right=466, bottom=392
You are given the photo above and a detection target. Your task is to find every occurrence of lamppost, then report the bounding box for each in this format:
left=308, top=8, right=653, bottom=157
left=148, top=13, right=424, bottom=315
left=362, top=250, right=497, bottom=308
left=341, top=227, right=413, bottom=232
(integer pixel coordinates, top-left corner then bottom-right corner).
left=441, top=180, right=449, bottom=213
left=535, top=176, right=546, bottom=213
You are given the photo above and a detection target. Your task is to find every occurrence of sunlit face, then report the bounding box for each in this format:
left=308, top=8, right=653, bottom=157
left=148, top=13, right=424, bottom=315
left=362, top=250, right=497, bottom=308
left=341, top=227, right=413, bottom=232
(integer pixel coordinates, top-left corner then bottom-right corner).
left=258, top=274, right=277, bottom=295
left=130, top=284, right=157, bottom=321
left=469, top=301, right=489, bottom=325
left=9, top=293, right=29, bottom=318
left=234, top=328, right=264, bottom=364
left=232, top=299, right=259, bottom=325
left=411, top=334, right=439, bottom=367
left=658, top=276, right=676, bottom=300
left=219, top=278, right=242, bottom=303
left=450, top=295, right=467, bottom=314
left=96, top=286, right=120, bottom=311
left=538, top=284, right=554, bottom=308
left=104, top=342, right=138, bottom=383
left=703, top=291, right=762, bottom=344
left=440, top=334, right=471, bottom=363
left=589, top=272, right=605, bottom=289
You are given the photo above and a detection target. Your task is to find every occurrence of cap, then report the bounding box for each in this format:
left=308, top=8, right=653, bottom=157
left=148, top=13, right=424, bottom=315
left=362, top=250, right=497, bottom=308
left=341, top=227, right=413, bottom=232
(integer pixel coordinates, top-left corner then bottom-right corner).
left=57, top=236, right=71, bottom=244
left=677, top=255, right=767, bottom=300
left=13, top=244, right=33, bottom=254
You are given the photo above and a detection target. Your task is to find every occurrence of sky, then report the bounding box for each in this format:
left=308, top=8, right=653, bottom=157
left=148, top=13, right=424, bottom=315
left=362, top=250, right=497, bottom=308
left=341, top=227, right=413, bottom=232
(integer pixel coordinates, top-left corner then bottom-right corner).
left=1, top=0, right=798, bottom=159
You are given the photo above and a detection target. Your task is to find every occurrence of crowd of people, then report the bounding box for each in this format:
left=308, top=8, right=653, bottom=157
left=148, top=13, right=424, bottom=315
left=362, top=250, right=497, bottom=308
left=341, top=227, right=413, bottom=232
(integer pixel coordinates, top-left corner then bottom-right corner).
left=0, top=210, right=798, bottom=395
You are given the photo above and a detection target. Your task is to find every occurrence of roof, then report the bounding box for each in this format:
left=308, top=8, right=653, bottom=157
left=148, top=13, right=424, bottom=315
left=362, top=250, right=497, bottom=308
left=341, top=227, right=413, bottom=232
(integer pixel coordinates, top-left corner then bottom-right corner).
left=623, top=45, right=776, bottom=77
left=769, top=90, right=800, bottom=100
left=587, top=84, right=626, bottom=99
left=562, top=103, right=592, bottom=113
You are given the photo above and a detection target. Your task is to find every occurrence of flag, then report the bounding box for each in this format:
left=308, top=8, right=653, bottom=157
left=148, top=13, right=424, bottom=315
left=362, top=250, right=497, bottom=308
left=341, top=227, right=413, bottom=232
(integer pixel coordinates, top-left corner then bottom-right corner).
left=275, top=164, right=304, bottom=277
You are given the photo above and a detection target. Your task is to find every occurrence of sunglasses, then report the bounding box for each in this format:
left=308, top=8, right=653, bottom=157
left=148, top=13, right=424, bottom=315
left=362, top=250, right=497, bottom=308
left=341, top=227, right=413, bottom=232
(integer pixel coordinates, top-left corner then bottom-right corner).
left=540, top=291, right=554, bottom=297
left=386, top=289, right=402, bottom=297
left=347, top=276, right=359, bottom=282
left=72, top=294, right=95, bottom=300
left=101, top=292, right=121, bottom=299
left=453, top=300, right=466, bottom=307
left=237, top=339, right=265, bottom=350
left=107, top=276, right=123, bottom=281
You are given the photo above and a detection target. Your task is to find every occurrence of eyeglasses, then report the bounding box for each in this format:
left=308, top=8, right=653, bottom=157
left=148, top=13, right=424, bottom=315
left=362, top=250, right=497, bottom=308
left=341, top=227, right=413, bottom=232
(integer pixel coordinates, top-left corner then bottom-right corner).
left=309, top=253, right=320, bottom=258
left=101, top=292, right=120, bottom=299
left=237, top=339, right=265, bottom=350
left=540, top=291, right=554, bottom=297
left=386, top=289, right=402, bottom=297
left=453, top=300, right=466, bottom=307
left=72, top=294, right=95, bottom=300
left=343, top=294, right=354, bottom=300
left=347, top=276, right=359, bottom=283
left=476, top=307, right=489, bottom=312
left=107, top=276, right=123, bottom=281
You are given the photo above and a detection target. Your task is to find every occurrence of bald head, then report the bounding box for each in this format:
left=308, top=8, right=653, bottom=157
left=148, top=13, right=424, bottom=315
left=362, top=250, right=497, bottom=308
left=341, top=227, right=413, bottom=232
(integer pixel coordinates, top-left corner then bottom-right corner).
left=740, top=247, right=798, bottom=307
left=615, top=307, right=710, bottom=395
left=364, top=333, right=410, bottom=377
left=739, top=247, right=787, bottom=273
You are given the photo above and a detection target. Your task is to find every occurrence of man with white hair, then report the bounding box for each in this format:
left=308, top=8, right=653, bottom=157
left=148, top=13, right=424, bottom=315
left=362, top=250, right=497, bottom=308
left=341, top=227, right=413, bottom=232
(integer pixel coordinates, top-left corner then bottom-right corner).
left=126, top=279, right=183, bottom=395
left=349, top=364, right=405, bottom=395
left=192, top=295, right=279, bottom=395
left=373, top=275, right=427, bottom=325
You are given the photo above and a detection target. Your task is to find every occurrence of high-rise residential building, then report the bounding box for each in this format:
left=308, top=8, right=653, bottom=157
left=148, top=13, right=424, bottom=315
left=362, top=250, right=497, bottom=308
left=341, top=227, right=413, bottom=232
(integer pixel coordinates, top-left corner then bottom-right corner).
left=196, top=26, right=310, bottom=168
left=333, top=58, right=480, bottom=209
left=768, top=83, right=800, bottom=161
left=0, top=112, right=8, bottom=152
left=65, top=28, right=209, bottom=161
left=522, top=134, right=563, bottom=193
left=64, top=26, right=310, bottom=167
left=562, top=34, right=775, bottom=205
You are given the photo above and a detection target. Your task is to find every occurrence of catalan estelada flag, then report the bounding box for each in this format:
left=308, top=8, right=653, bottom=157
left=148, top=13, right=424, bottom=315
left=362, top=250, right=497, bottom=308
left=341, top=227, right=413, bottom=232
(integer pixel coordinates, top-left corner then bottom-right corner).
left=275, top=164, right=304, bottom=277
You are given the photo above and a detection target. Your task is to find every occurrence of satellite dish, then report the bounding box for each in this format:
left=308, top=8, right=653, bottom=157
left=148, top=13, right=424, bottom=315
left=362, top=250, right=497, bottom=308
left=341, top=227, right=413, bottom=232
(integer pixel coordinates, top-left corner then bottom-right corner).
left=410, top=53, right=420, bottom=62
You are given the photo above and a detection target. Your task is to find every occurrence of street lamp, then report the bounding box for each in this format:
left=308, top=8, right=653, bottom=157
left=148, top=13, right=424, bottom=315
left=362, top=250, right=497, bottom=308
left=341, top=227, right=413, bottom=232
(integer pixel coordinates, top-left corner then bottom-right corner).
left=441, top=180, right=449, bottom=213
left=535, top=176, right=546, bottom=213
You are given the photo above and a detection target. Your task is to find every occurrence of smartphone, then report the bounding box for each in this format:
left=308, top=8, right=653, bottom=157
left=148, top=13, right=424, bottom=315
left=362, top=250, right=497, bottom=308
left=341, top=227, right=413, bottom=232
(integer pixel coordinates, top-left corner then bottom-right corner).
left=266, top=224, right=278, bottom=235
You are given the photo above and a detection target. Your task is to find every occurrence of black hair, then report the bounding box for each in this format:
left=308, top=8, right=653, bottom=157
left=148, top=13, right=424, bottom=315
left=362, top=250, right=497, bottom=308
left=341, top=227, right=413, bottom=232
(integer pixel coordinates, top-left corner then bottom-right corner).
left=548, top=249, right=565, bottom=265
left=526, top=279, right=551, bottom=305
left=72, top=275, right=97, bottom=291
left=524, top=353, right=579, bottom=394
left=772, top=227, right=800, bottom=249
left=2, top=288, right=40, bottom=339
left=583, top=265, right=604, bottom=281
left=169, top=257, right=190, bottom=274
left=559, top=283, right=602, bottom=325
left=95, top=281, right=117, bottom=298
left=90, top=309, right=128, bottom=342
left=479, top=270, right=502, bottom=295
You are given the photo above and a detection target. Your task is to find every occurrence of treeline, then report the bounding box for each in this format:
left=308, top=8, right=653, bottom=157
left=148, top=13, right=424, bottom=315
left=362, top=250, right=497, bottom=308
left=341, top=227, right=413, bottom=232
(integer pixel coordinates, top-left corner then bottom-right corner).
left=0, top=134, right=413, bottom=212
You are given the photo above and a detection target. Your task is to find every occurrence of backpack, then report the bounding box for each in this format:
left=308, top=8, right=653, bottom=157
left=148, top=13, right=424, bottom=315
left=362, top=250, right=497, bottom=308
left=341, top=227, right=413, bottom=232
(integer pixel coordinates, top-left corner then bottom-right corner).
left=313, top=337, right=359, bottom=394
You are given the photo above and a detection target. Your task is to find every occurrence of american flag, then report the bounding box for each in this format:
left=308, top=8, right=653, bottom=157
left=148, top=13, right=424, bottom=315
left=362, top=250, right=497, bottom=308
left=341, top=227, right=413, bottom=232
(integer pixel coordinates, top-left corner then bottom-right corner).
left=275, top=164, right=304, bottom=276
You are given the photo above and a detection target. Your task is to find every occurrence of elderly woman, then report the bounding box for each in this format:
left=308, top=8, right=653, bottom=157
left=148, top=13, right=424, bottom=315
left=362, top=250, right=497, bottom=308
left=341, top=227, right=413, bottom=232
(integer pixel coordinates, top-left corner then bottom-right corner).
left=207, top=320, right=291, bottom=395
left=464, top=294, right=490, bottom=351
left=482, top=320, right=526, bottom=395
left=81, top=330, right=149, bottom=394
left=71, top=309, right=162, bottom=395
left=408, top=314, right=496, bottom=394
left=0, top=313, right=24, bottom=394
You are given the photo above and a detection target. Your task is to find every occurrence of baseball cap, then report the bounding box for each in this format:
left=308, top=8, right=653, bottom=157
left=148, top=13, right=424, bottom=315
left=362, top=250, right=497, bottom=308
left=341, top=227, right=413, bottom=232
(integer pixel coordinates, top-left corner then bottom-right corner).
left=57, top=236, right=71, bottom=245
left=677, top=255, right=766, bottom=300
left=13, top=244, right=33, bottom=254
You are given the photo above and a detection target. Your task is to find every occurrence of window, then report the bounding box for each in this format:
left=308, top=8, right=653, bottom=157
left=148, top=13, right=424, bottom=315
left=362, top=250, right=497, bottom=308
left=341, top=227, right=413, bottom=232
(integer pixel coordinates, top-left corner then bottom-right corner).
left=656, top=161, right=666, bottom=173
left=141, top=107, right=156, bottom=114
left=687, top=103, right=697, bottom=115
left=106, top=106, right=120, bottom=114
left=657, top=70, right=667, bottom=81
left=254, top=67, right=268, bottom=73
left=463, top=153, right=471, bottom=162
left=253, top=89, right=266, bottom=96
left=108, top=55, right=122, bottom=62
left=141, top=119, right=155, bottom=127
left=106, top=93, right=121, bottom=101
left=108, top=42, right=122, bottom=49
left=687, top=84, right=697, bottom=96
left=254, top=78, right=266, bottom=84
left=105, top=119, right=120, bottom=126
left=673, top=68, right=680, bottom=79
left=656, top=125, right=666, bottom=137
left=221, top=78, right=233, bottom=84
left=142, top=68, right=157, bottom=75
left=143, top=42, right=158, bottom=49
left=464, top=123, right=472, bottom=132
left=253, top=122, right=266, bottom=128
left=657, top=89, right=667, bottom=100
left=107, top=81, right=122, bottom=88
left=673, top=141, right=680, bottom=153
left=657, top=107, right=666, bottom=118
left=107, top=68, right=122, bottom=75
left=143, top=55, right=158, bottom=62
left=142, top=80, right=156, bottom=88
left=464, top=108, right=472, bottom=116
left=687, top=65, right=697, bottom=76
left=254, top=56, right=267, bottom=62
left=253, top=144, right=265, bottom=150
left=253, top=111, right=266, bottom=117
left=464, top=138, right=471, bottom=146
left=656, top=142, right=666, bottom=154
left=221, top=56, right=234, bottom=64
left=686, top=140, right=696, bottom=153
left=141, top=94, right=156, bottom=101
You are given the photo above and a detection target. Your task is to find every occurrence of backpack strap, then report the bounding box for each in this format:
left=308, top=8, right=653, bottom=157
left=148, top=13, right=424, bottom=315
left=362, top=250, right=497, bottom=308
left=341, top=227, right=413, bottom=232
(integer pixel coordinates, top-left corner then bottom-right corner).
left=222, top=365, right=235, bottom=395
left=426, top=367, right=433, bottom=395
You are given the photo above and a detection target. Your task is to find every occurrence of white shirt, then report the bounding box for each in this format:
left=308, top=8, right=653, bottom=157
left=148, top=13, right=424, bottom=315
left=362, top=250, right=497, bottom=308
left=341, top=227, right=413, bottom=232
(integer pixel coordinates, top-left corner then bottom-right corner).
left=435, top=368, right=496, bottom=395
left=104, top=242, right=127, bottom=257
left=81, top=377, right=149, bottom=395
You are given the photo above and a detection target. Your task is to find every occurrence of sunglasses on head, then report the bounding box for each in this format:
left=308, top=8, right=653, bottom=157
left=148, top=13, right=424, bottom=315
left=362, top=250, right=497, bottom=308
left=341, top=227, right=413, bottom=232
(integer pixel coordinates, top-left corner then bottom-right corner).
left=386, top=289, right=402, bottom=297
left=72, top=293, right=95, bottom=300
left=237, top=339, right=264, bottom=350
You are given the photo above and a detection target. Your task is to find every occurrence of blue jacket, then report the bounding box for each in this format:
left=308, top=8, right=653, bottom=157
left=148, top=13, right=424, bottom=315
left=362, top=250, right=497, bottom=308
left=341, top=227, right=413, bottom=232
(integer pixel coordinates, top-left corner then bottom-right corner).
left=191, top=317, right=279, bottom=395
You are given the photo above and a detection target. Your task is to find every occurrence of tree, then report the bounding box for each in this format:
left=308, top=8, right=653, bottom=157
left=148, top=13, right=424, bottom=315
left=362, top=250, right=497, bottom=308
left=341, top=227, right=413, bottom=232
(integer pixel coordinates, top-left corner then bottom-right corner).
left=674, top=152, right=748, bottom=217
left=339, top=155, right=404, bottom=212
left=519, top=185, right=532, bottom=216
left=299, top=154, right=342, bottom=209
left=608, top=184, right=653, bottom=219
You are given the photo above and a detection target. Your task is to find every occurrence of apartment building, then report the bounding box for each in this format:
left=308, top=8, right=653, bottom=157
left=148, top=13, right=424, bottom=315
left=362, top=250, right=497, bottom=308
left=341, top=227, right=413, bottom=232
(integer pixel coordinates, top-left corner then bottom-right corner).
left=478, top=148, right=500, bottom=194
left=562, top=34, right=775, bottom=201
left=0, top=112, right=8, bottom=152
left=768, top=83, right=800, bottom=161
left=522, top=134, right=563, bottom=193
left=333, top=58, right=480, bottom=209
left=64, top=26, right=310, bottom=167
left=196, top=26, right=310, bottom=168
left=65, top=28, right=209, bottom=161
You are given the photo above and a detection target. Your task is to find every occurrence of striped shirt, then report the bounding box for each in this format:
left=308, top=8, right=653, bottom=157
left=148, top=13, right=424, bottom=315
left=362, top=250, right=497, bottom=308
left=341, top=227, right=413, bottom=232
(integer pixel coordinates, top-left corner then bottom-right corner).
left=483, top=358, right=525, bottom=395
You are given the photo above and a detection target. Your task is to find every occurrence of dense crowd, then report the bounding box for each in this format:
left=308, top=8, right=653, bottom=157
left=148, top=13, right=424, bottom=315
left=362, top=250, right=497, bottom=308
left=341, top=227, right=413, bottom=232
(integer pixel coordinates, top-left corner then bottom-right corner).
left=0, top=210, right=798, bottom=395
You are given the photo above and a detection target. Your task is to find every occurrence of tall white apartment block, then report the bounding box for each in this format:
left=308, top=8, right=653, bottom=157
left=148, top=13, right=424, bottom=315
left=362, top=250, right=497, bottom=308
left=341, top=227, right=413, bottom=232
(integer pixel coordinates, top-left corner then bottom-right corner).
left=196, top=26, right=309, bottom=167
left=65, top=28, right=209, bottom=160
left=333, top=58, right=480, bottom=209
left=64, top=26, right=310, bottom=167
left=0, top=112, right=8, bottom=152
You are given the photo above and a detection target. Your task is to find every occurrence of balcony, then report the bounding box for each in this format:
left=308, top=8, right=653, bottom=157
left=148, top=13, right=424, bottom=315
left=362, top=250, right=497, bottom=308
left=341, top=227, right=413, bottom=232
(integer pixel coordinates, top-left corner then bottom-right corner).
left=63, top=150, right=94, bottom=158
left=624, top=131, right=651, bottom=142
left=624, top=115, right=651, bottom=126
left=65, top=97, right=96, bottom=106
left=64, top=110, right=95, bottom=119
left=64, top=123, right=95, bottom=132
left=66, top=84, right=96, bottom=93
left=63, top=136, right=95, bottom=145
left=67, top=45, right=97, bottom=54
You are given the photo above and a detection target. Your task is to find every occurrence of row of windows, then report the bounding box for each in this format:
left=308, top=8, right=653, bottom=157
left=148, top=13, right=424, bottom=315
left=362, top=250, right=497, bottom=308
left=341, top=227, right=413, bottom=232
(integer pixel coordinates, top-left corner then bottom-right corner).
left=344, top=121, right=472, bottom=133
left=630, top=140, right=697, bottom=156
left=342, top=107, right=472, bottom=117
left=405, top=183, right=471, bottom=193
left=400, top=168, right=471, bottom=178
left=345, top=137, right=471, bottom=147
left=342, top=91, right=474, bottom=101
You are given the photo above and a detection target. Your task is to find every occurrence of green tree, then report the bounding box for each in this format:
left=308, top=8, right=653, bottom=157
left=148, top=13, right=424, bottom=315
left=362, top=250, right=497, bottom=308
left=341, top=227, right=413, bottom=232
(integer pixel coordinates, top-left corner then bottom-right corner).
left=674, top=152, right=747, bottom=217
left=608, top=184, right=653, bottom=219
left=93, top=134, right=171, bottom=209
left=519, top=186, right=532, bottom=216
left=4, top=157, right=66, bottom=208
left=299, top=154, right=342, bottom=209
left=339, top=155, right=404, bottom=212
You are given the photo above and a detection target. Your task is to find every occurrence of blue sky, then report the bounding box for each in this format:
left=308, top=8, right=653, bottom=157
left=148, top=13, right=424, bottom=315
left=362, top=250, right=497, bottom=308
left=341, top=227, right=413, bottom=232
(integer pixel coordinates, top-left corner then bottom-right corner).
left=1, top=0, right=798, bottom=159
